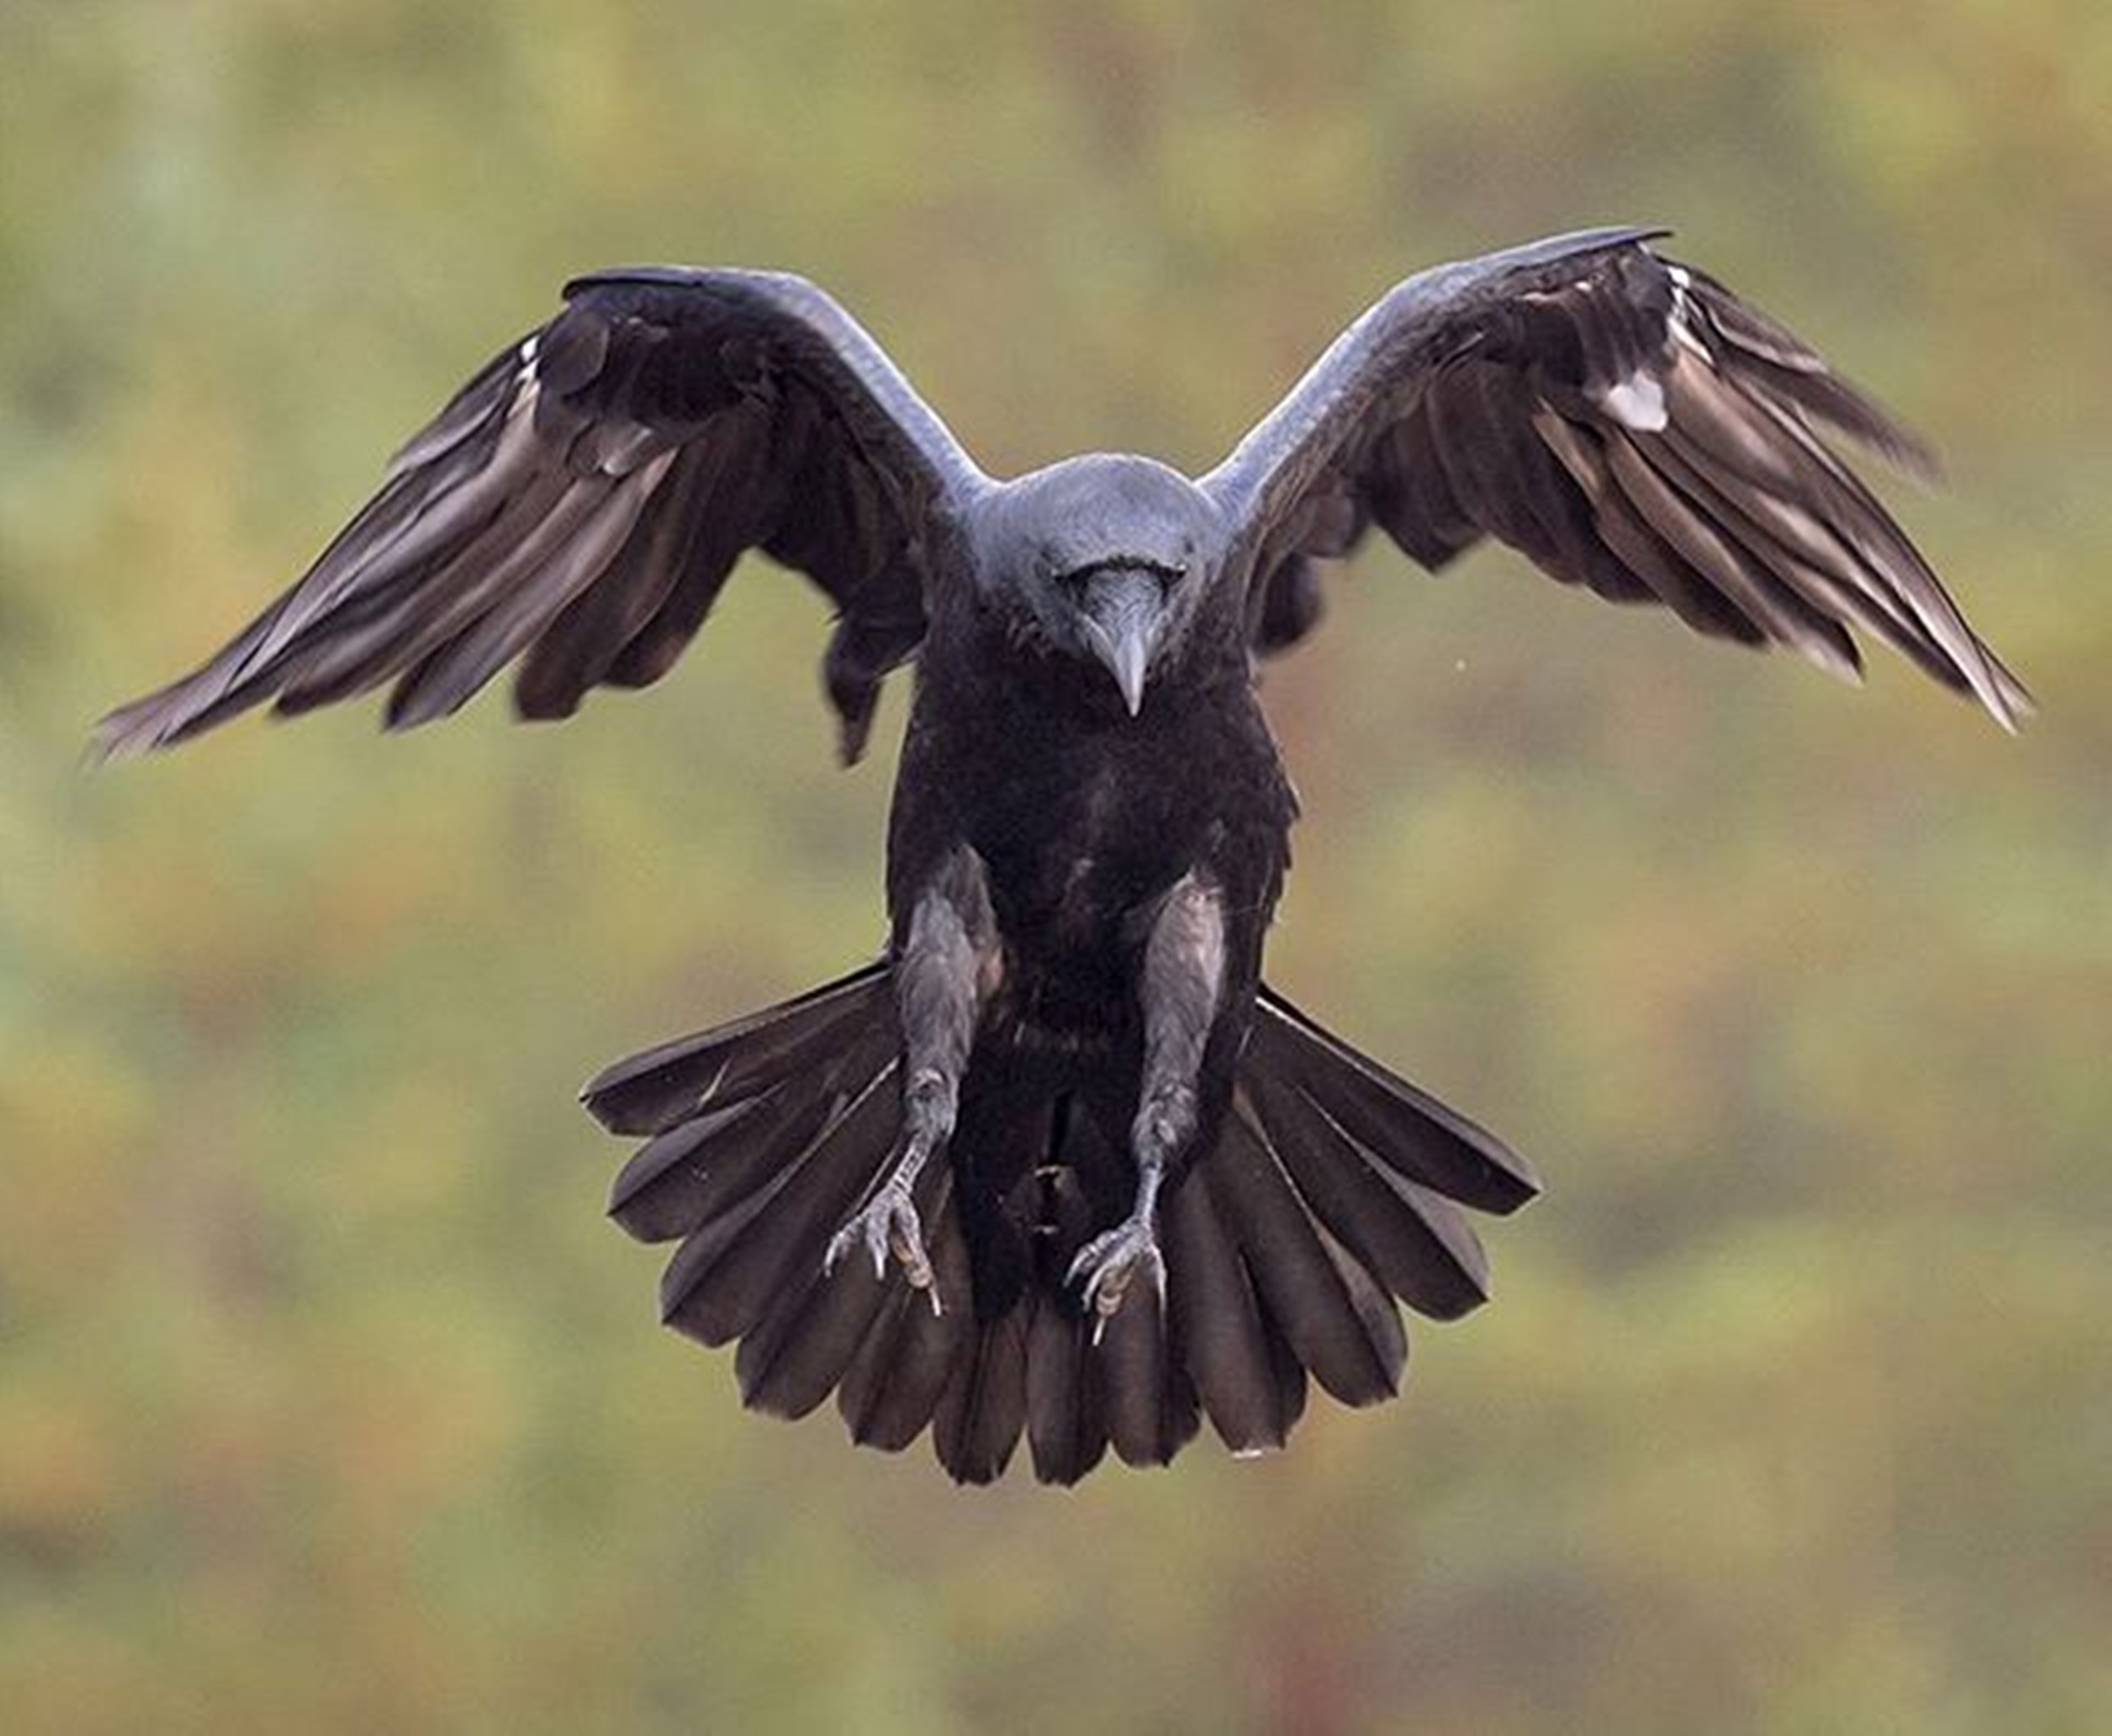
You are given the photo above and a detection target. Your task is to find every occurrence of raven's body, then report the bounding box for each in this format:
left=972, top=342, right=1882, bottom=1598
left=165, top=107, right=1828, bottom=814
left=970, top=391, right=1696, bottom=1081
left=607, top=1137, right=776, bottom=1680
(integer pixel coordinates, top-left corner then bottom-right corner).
left=898, top=458, right=1286, bottom=1045
left=101, top=230, right=2025, bottom=1482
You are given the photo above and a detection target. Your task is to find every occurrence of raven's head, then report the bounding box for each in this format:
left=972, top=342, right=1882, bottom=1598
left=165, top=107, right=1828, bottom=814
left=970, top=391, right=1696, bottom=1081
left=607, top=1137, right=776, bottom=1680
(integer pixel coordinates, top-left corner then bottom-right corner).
left=975, top=454, right=1228, bottom=715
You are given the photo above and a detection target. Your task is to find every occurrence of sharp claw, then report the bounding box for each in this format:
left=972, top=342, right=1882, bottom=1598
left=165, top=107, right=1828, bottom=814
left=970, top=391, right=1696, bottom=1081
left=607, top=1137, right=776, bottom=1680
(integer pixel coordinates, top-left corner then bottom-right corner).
left=826, top=1183, right=936, bottom=1300
left=1069, top=1216, right=1164, bottom=1339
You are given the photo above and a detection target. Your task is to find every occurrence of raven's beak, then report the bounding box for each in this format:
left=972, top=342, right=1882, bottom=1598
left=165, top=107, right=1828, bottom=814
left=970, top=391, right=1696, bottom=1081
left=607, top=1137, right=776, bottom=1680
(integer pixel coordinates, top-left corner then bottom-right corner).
left=1080, top=567, right=1165, bottom=718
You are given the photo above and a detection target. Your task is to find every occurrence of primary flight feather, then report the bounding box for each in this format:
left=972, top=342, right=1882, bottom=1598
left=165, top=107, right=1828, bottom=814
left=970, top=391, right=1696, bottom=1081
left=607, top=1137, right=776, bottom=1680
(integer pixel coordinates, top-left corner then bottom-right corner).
left=100, top=228, right=2026, bottom=1482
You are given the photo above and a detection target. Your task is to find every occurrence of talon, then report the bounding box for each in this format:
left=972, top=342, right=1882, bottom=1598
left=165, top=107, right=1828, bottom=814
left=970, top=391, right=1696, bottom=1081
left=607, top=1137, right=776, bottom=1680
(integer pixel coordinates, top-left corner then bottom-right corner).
left=1067, top=1215, right=1165, bottom=1340
left=826, top=1183, right=933, bottom=1296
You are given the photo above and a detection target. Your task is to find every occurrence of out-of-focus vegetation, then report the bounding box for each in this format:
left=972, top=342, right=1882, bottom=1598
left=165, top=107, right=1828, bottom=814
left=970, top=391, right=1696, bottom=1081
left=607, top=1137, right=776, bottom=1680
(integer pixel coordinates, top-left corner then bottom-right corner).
left=3, top=1, right=2107, bottom=1730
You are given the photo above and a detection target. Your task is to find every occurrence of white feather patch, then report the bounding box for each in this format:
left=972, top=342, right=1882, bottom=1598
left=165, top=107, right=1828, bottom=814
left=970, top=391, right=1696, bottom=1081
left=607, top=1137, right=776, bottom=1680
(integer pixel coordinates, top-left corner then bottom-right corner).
left=1664, top=263, right=1712, bottom=360
left=1598, top=370, right=1669, bottom=432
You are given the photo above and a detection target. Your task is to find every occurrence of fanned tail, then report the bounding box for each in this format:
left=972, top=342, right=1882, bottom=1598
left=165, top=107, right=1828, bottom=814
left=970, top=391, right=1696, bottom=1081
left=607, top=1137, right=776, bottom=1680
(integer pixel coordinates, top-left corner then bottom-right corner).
left=1169, top=986, right=1538, bottom=1457
left=586, top=969, right=1533, bottom=1484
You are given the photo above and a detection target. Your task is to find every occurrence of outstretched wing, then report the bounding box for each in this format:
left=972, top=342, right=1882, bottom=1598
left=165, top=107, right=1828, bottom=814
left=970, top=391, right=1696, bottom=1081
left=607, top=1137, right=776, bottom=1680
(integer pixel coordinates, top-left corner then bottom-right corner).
left=96, top=268, right=989, bottom=763
left=1210, top=228, right=2028, bottom=727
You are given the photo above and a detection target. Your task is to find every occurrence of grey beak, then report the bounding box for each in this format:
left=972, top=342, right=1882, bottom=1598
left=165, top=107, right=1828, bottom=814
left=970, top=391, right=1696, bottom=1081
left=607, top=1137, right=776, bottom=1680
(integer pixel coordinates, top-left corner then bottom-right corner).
left=1081, top=568, right=1165, bottom=717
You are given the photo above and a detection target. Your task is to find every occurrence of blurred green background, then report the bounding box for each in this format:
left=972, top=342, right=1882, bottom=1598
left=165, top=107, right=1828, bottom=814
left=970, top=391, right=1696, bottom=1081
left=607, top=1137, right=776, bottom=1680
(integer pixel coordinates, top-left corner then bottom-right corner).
left=3, top=1, right=2108, bottom=1730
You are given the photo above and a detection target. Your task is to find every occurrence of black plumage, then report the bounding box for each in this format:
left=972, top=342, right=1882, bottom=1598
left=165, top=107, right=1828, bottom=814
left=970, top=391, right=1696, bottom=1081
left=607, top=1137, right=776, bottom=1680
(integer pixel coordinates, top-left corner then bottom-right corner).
left=100, top=228, right=2026, bottom=1483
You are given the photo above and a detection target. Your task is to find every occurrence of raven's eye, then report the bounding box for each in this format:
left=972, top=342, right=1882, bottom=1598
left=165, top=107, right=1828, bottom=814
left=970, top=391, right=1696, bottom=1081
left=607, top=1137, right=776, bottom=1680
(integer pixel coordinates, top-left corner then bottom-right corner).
left=1138, top=562, right=1186, bottom=603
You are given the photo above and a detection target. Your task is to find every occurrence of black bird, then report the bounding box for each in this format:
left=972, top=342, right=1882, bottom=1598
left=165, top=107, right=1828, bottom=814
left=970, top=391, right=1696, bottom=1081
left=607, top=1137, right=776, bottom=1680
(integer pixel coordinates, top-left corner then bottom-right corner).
left=99, top=228, right=2027, bottom=1484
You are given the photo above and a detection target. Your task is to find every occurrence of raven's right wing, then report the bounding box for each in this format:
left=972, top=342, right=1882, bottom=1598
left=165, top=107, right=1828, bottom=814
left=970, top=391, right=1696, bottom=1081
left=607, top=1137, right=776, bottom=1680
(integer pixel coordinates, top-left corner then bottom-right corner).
left=96, top=269, right=990, bottom=763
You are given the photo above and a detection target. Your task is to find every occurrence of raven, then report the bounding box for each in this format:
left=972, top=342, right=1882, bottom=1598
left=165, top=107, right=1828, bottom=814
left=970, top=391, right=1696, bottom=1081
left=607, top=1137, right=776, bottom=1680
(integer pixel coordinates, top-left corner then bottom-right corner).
left=99, top=228, right=2026, bottom=1483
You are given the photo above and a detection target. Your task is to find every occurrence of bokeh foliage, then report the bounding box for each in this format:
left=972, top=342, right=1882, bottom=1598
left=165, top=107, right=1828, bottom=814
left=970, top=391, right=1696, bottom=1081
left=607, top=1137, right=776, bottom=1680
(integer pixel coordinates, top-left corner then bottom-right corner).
left=3, top=2, right=2107, bottom=1731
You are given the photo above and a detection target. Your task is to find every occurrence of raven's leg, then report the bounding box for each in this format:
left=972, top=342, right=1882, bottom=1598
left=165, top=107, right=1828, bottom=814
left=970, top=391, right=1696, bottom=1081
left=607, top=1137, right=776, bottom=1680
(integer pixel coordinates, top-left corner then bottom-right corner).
left=1070, top=871, right=1225, bottom=1331
left=826, top=848, right=998, bottom=1304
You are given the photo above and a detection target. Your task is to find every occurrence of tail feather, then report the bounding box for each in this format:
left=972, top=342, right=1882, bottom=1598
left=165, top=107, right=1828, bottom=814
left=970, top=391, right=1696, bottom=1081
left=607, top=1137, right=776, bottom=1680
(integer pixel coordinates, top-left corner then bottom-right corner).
left=1165, top=1155, right=1309, bottom=1454
left=590, top=968, right=1532, bottom=1482
left=1249, top=987, right=1540, bottom=1213
left=1026, top=1099, right=1196, bottom=1475
left=1239, top=1058, right=1491, bottom=1320
left=658, top=1058, right=899, bottom=1348
left=933, top=1308, right=1032, bottom=1486
left=584, top=963, right=894, bottom=1136
left=607, top=1012, right=898, bottom=1243
left=735, top=1255, right=894, bottom=1421
left=1017, top=1158, right=1109, bottom=1484
left=1015, top=1268, right=1198, bottom=1485
left=837, top=1284, right=959, bottom=1453
left=1024, top=1301, right=1110, bottom=1485
left=837, top=1161, right=972, bottom=1453
left=1208, top=1100, right=1407, bottom=1408
left=1098, top=1293, right=1201, bottom=1470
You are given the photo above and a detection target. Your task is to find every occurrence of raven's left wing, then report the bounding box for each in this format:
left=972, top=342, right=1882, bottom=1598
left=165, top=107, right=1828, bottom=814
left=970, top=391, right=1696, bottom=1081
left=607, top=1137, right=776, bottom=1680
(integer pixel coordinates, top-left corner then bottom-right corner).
left=96, top=269, right=989, bottom=763
left=1209, top=229, right=2028, bottom=726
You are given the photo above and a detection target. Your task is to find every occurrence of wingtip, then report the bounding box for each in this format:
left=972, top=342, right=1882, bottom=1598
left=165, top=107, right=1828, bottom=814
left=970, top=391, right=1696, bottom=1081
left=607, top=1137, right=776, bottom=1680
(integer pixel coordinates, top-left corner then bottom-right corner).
left=1884, top=426, right=1945, bottom=487
left=1796, top=634, right=1868, bottom=690
left=1994, top=657, right=2036, bottom=729
left=83, top=720, right=140, bottom=768
left=86, top=701, right=177, bottom=766
left=1964, top=642, right=2034, bottom=734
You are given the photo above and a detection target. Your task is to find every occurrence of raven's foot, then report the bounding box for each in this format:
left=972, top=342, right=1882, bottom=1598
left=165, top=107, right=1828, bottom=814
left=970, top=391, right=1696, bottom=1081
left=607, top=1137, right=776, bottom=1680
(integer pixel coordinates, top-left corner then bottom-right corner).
left=1067, top=1213, right=1165, bottom=1340
left=825, top=1179, right=939, bottom=1309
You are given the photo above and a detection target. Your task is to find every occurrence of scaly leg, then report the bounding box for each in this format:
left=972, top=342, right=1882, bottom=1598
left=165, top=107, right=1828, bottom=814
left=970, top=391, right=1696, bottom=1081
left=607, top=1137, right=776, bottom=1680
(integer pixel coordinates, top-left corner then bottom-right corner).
left=1070, top=871, right=1225, bottom=1334
left=826, top=849, right=998, bottom=1308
